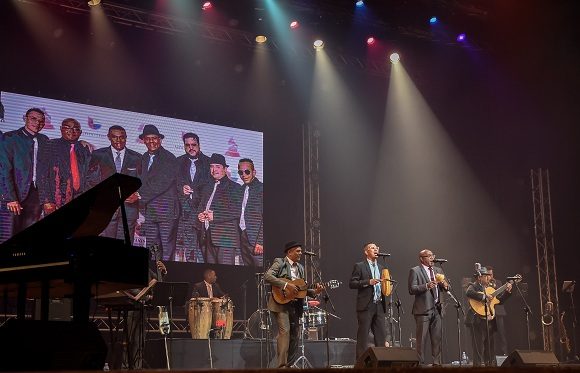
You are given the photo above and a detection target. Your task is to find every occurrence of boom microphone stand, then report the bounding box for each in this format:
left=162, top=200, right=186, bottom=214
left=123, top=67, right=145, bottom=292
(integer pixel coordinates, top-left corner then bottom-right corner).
left=513, top=281, right=532, bottom=350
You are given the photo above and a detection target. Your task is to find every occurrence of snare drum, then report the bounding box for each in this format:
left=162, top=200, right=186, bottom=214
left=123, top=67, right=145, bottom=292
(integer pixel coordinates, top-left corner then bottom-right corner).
left=188, top=297, right=212, bottom=339
left=307, top=310, right=327, bottom=327
left=211, top=298, right=234, bottom=339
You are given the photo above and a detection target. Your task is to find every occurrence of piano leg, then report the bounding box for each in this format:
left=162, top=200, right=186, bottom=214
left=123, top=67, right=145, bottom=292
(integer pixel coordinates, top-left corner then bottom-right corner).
left=17, top=282, right=26, bottom=319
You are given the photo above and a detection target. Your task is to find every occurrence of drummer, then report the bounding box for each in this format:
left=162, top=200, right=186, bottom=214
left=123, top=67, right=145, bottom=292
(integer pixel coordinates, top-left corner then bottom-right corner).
left=192, top=268, right=227, bottom=298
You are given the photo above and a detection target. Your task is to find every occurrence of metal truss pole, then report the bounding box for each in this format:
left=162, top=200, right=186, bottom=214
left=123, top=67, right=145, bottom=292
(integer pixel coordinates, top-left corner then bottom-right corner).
left=531, top=168, right=561, bottom=355
left=303, top=123, right=321, bottom=285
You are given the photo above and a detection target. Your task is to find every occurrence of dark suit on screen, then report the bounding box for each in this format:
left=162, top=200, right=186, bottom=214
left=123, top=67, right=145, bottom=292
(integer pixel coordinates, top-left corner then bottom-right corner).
left=349, top=260, right=387, bottom=358
left=175, top=151, right=211, bottom=262
left=0, top=127, right=49, bottom=236
left=139, top=147, right=179, bottom=261
left=86, top=145, right=142, bottom=243
left=237, top=177, right=263, bottom=266
left=408, top=265, right=446, bottom=365
left=198, top=176, right=241, bottom=265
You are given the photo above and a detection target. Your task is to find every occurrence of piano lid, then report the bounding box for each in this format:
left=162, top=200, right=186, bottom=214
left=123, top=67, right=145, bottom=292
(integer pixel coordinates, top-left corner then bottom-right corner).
left=0, top=173, right=141, bottom=248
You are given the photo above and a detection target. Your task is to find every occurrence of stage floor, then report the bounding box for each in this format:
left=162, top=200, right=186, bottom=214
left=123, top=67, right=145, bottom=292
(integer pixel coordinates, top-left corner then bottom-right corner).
left=144, top=338, right=356, bottom=369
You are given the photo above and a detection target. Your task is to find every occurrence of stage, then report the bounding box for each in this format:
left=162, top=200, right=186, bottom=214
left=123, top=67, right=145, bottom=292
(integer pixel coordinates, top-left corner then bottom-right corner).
left=144, top=338, right=356, bottom=369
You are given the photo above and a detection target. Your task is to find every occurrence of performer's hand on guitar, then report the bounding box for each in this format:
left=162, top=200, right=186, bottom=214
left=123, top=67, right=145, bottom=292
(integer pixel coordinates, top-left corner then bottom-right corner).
left=486, top=294, right=494, bottom=301
left=314, top=283, right=324, bottom=294
left=156, top=260, right=167, bottom=275
left=505, top=283, right=512, bottom=293
left=285, top=283, right=299, bottom=297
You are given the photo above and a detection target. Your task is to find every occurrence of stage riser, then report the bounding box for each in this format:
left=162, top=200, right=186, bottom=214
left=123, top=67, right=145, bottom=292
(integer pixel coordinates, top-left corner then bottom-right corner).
left=145, top=339, right=356, bottom=369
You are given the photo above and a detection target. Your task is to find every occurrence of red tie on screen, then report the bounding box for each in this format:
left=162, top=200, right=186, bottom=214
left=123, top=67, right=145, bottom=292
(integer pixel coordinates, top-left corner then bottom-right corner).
left=70, top=143, right=80, bottom=191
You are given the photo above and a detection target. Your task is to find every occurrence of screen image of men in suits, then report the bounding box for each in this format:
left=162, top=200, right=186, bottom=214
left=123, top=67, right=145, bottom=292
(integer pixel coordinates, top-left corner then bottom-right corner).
left=176, top=132, right=211, bottom=263
left=86, top=125, right=141, bottom=243
left=237, top=158, right=263, bottom=267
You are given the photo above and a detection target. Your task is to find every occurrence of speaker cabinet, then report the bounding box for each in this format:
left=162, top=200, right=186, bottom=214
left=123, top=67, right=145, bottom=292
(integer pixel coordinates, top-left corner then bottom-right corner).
left=0, top=319, right=107, bottom=371
left=501, top=350, right=559, bottom=367
left=355, top=347, right=419, bottom=368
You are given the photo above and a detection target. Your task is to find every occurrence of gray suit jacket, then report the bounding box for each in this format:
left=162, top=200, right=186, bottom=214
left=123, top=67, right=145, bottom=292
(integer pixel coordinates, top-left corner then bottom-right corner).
left=264, top=257, right=315, bottom=313
left=408, top=265, right=446, bottom=315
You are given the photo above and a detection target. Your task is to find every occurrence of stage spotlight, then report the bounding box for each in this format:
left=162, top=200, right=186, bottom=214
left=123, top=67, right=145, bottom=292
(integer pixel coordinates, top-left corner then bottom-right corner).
left=313, top=39, right=324, bottom=50
left=87, top=0, right=101, bottom=6
left=202, top=2, right=212, bottom=10
left=389, top=52, right=400, bottom=64
left=429, top=16, right=438, bottom=24
left=355, top=1, right=364, bottom=7
left=366, top=37, right=375, bottom=46
left=255, top=35, right=267, bottom=44
left=290, top=20, right=299, bottom=29
left=456, top=33, right=466, bottom=42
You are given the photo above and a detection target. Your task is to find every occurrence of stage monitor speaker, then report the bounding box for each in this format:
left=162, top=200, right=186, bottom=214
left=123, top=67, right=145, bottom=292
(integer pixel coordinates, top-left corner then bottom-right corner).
left=355, top=347, right=419, bottom=368
left=0, top=319, right=107, bottom=371
left=501, top=350, right=559, bottom=367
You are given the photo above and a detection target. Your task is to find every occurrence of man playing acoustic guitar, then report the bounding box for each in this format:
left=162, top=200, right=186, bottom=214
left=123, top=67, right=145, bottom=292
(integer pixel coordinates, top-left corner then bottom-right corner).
left=264, top=241, right=323, bottom=368
left=465, top=265, right=513, bottom=366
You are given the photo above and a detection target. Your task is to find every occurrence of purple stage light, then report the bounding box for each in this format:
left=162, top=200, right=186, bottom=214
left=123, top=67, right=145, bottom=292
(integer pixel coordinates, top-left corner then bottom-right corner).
left=456, top=33, right=466, bottom=42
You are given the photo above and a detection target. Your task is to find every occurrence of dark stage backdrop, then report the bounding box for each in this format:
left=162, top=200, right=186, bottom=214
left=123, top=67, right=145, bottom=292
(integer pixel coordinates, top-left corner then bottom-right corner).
left=1, top=0, right=579, bottom=363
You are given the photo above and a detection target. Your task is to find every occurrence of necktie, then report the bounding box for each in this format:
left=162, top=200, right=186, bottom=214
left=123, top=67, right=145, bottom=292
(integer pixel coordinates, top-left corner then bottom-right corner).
left=207, top=283, right=213, bottom=298
left=32, top=137, right=38, bottom=186
left=70, top=143, right=80, bottom=191
left=429, top=266, right=439, bottom=303
left=115, top=151, right=122, bottom=172
left=372, top=263, right=381, bottom=302
left=239, top=185, right=249, bottom=230
left=189, top=158, right=198, bottom=182
left=204, top=180, right=220, bottom=229
left=147, top=154, right=155, bottom=171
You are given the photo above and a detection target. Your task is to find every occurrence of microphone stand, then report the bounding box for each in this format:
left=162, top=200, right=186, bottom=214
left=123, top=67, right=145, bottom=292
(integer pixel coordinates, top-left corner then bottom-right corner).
left=513, top=281, right=532, bottom=350
left=392, top=285, right=404, bottom=347
left=483, top=288, right=493, bottom=366
left=446, top=288, right=465, bottom=366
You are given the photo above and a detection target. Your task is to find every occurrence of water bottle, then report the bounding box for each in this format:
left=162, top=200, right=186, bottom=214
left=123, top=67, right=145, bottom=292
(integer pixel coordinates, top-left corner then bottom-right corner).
left=461, top=351, right=469, bottom=365
left=103, top=362, right=110, bottom=371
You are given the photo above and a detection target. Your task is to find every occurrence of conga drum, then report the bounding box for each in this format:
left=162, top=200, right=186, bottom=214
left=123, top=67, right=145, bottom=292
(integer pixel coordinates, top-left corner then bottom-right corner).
left=188, top=297, right=212, bottom=339
left=211, top=298, right=234, bottom=339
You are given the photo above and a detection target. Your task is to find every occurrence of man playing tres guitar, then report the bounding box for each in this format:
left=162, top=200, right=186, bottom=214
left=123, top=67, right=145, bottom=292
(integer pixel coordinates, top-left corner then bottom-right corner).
left=264, top=241, right=323, bottom=368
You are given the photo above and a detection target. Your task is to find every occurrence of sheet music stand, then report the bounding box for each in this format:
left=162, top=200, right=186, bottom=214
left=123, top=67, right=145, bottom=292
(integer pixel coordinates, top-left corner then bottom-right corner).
left=151, top=282, right=190, bottom=316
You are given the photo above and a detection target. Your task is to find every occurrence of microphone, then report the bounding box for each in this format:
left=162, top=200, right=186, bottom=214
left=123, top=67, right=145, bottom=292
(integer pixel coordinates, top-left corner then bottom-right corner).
left=433, top=258, right=448, bottom=263
left=506, top=276, right=521, bottom=280
left=475, top=262, right=482, bottom=276
left=303, top=251, right=317, bottom=256
left=377, top=253, right=391, bottom=257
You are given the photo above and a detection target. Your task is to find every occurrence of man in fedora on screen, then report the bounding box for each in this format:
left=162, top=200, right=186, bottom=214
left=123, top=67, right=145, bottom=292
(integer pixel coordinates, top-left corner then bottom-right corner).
left=264, top=241, right=323, bottom=368
left=197, top=153, right=241, bottom=264
left=137, top=124, right=179, bottom=261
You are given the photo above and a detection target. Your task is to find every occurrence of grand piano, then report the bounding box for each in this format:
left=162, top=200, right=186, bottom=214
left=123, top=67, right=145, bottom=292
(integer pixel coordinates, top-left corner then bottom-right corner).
left=0, top=173, right=149, bottom=322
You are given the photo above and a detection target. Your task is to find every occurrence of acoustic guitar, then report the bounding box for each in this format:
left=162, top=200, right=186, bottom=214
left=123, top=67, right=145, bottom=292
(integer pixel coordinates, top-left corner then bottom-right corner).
left=468, top=274, right=522, bottom=320
left=272, top=278, right=341, bottom=304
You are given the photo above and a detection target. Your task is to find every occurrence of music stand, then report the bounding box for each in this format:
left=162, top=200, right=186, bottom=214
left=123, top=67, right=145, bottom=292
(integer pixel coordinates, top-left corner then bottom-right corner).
left=151, top=282, right=190, bottom=369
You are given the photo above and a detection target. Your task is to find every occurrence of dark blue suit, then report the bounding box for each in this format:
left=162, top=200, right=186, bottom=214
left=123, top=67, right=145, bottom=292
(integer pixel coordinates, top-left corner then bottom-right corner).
left=0, top=127, right=49, bottom=237
left=87, top=145, right=142, bottom=243
left=139, top=147, right=179, bottom=261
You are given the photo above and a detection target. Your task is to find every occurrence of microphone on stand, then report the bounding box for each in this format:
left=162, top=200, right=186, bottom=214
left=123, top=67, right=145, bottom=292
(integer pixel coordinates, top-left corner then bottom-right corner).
left=377, top=253, right=391, bottom=257
left=303, top=251, right=317, bottom=256
left=506, top=276, right=521, bottom=280
left=475, top=262, right=482, bottom=276
left=433, top=258, right=448, bottom=263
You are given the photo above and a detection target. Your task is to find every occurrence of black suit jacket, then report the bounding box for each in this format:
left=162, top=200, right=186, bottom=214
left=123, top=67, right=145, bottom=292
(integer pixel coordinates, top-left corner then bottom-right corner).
left=192, top=281, right=225, bottom=298
left=0, top=127, right=49, bottom=203
left=176, top=152, right=211, bottom=228
left=139, top=147, right=179, bottom=222
left=238, top=178, right=263, bottom=247
left=198, top=176, right=242, bottom=249
left=349, top=260, right=387, bottom=312
left=38, top=138, right=91, bottom=207
left=408, top=265, right=446, bottom=315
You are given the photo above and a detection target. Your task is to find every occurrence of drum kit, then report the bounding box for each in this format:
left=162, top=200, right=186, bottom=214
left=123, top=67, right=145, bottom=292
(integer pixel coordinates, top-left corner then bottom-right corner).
left=188, top=297, right=234, bottom=339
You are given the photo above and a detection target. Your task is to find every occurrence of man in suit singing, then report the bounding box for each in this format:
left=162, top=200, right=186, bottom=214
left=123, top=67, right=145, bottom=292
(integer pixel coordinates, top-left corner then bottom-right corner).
left=86, top=125, right=141, bottom=243
left=349, top=242, right=388, bottom=358
left=408, top=248, right=449, bottom=366
left=264, top=241, right=323, bottom=368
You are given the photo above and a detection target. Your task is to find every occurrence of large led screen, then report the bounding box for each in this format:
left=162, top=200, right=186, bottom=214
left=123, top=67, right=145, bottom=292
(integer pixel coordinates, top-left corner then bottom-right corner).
left=0, top=91, right=263, bottom=267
